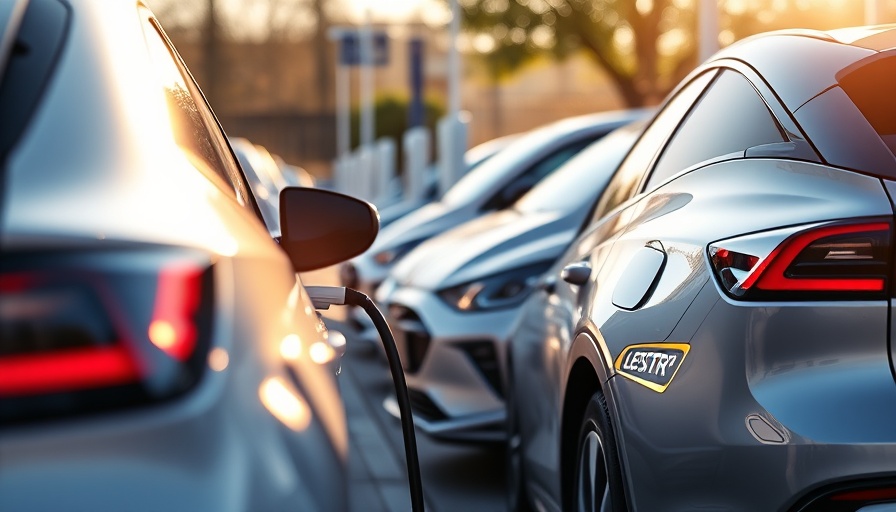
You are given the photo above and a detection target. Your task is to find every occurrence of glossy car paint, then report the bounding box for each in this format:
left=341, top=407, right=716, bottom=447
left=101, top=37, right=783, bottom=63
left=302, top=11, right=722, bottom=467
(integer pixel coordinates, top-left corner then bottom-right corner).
left=378, top=122, right=647, bottom=441
left=0, top=1, right=351, bottom=510
left=507, top=26, right=896, bottom=511
left=344, top=110, right=648, bottom=304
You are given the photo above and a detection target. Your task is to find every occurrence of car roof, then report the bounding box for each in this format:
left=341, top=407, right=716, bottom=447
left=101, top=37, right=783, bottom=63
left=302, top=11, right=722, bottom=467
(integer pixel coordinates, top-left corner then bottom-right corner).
left=708, top=24, right=896, bottom=110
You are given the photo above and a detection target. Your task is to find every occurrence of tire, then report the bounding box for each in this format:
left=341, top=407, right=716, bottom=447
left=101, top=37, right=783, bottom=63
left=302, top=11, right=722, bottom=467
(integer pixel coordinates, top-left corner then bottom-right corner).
left=573, top=391, right=627, bottom=512
left=505, top=367, right=532, bottom=512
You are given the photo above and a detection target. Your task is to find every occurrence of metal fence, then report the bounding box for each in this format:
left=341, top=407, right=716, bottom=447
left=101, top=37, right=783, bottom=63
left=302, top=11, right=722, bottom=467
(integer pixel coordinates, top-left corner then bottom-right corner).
left=219, top=112, right=336, bottom=172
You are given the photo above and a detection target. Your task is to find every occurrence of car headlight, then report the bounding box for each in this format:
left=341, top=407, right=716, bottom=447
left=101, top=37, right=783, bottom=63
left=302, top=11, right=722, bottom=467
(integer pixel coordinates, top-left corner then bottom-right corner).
left=437, top=261, right=553, bottom=312
left=372, top=239, right=422, bottom=266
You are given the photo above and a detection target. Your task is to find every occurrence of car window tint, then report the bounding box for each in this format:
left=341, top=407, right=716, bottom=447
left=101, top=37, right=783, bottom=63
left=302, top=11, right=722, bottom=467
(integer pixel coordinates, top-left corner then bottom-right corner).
left=646, top=70, right=785, bottom=190
left=141, top=17, right=253, bottom=209
left=590, top=71, right=716, bottom=223
left=483, top=136, right=595, bottom=211
left=838, top=52, right=896, bottom=158
left=0, top=0, right=68, bottom=164
left=515, top=122, right=643, bottom=215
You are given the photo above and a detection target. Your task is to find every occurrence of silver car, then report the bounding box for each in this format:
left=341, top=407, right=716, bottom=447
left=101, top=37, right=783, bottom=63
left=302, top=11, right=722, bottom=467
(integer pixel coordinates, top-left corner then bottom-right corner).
left=506, top=24, right=896, bottom=512
left=0, top=1, right=378, bottom=510
left=344, top=111, right=647, bottom=342
left=376, top=120, right=648, bottom=442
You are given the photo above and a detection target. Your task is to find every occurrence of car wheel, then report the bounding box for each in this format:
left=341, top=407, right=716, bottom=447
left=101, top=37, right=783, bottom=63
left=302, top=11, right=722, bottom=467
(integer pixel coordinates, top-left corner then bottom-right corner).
left=505, top=379, right=532, bottom=512
left=574, top=391, right=626, bottom=512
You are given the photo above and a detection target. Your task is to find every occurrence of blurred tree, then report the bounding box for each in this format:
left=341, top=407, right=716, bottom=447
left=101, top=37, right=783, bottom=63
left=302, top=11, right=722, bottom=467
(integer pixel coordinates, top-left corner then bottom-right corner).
left=459, top=0, right=894, bottom=108
left=460, top=0, right=699, bottom=107
left=147, top=0, right=346, bottom=110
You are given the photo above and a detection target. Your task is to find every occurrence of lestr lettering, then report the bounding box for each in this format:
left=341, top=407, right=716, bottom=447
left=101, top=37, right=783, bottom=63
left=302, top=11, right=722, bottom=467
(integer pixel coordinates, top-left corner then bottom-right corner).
left=622, top=350, right=678, bottom=377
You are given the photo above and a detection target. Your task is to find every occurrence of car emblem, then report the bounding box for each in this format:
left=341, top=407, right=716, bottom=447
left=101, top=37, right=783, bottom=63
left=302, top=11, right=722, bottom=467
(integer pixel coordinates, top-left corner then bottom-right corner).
left=614, top=343, right=690, bottom=393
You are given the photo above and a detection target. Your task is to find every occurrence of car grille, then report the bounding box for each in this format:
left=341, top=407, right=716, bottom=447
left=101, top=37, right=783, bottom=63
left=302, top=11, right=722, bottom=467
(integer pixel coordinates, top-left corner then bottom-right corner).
left=457, top=340, right=504, bottom=398
left=388, top=305, right=431, bottom=374
left=408, top=388, right=448, bottom=422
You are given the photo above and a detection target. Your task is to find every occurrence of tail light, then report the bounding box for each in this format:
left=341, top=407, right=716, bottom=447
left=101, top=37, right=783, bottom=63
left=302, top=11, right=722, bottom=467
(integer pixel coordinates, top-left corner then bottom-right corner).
left=709, top=221, right=891, bottom=300
left=0, top=249, right=213, bottom=425
left=791, top=480, right=896, bottom=512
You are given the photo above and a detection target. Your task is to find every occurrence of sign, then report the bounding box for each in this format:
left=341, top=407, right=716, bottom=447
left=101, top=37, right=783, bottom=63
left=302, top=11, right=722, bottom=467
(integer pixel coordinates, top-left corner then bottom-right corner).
left=614, top=343, right=690, bottom=393
left=339, top=31, right=389, bottom=67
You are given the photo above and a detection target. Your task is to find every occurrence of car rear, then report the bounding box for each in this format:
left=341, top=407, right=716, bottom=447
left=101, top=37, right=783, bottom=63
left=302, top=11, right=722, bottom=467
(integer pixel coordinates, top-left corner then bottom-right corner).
left=0, top=1, right=347, bottom=511
left=609, top=32, right=896, bottom=511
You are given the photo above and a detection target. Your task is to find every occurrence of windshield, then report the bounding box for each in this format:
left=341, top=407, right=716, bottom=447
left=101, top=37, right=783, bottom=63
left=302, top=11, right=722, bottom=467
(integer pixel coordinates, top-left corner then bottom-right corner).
left=0, top=1, right=27, bottom=84
left=443, top=119, right=598, bottom=206
left=514, top=122, right=645, bottom=215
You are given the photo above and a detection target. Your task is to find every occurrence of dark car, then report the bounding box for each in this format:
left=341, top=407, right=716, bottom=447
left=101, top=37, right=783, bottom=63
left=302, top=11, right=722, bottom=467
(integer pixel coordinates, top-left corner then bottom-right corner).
left=505, top=25, right=896, bottom=512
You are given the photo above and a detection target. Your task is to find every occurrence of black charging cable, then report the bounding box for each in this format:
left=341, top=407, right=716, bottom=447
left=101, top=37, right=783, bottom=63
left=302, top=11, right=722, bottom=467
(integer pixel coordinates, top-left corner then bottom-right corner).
left=306, top=286, right=424, bottom=512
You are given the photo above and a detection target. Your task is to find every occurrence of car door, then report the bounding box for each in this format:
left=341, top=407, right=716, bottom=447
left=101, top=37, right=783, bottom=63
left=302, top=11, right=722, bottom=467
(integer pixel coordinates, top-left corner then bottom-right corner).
left=518, top=70, right=719, bottom=499
left=584, top=68, right=802, bottom=366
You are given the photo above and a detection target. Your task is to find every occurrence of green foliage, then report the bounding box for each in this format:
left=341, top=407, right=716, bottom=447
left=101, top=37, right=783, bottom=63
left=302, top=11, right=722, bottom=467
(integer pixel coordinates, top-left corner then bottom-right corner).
left=458, top=0, right=699, bottom=106
left=458, top=0, right=882, bottom=107
left=350, top=95, right=445, bottom=172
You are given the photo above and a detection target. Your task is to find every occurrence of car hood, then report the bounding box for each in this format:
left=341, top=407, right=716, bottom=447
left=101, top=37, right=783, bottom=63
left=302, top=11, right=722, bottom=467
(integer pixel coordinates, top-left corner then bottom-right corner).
left=366, top=200, right=474, bottom=254
left=391, top=208, right=580, bottom=291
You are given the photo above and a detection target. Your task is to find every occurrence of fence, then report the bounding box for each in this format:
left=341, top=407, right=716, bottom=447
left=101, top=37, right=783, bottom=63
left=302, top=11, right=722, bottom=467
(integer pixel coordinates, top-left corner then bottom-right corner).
left=219, top=112, right=337, bottom=175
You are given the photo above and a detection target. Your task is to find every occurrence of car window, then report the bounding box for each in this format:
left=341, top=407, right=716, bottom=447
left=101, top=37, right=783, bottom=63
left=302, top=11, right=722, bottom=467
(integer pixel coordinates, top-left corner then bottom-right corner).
left=0, top=0, right=68, bottom=165
left=838, top=51, right=896, bottom=158
left=482, top=136, right=595, bottom=211
left=443, top=122, right=599, bottom=207
left=645, top=70, right=786, bottom=190
left=141, top=15, right=254, bottom=211
left=515, top=122, right=644, bottom=215
left=589, top=70, right=717, bottom=223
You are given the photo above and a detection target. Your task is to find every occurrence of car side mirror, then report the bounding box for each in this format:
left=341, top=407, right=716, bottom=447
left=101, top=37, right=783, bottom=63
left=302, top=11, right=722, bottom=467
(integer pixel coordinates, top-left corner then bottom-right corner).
left=279, top=187, right=379, bottom=272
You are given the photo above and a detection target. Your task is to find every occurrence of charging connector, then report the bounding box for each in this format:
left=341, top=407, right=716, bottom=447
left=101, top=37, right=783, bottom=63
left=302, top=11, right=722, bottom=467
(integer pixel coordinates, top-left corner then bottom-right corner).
left=305, top=286, right=346, bottom=310
left=306, top=285, right=425, bottom=512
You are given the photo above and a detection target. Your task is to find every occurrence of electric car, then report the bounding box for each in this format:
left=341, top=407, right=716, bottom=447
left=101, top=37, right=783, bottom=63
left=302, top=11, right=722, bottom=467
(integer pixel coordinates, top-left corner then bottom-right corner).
left=0, top=1, right=378, bottom=510
left=374, top=119, right=649, bottom=442
left=504, top=25, right=896, bottom=512
left=343, top=110, right=646, bottom=343
left=230, top=137, right=282, bottom=234
left=375, top=132, right=519, bottom=230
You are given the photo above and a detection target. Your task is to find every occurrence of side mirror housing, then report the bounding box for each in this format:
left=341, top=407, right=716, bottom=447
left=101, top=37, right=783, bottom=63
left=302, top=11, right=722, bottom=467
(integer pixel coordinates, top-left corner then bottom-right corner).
left=279, top=188, right=379, bottom=272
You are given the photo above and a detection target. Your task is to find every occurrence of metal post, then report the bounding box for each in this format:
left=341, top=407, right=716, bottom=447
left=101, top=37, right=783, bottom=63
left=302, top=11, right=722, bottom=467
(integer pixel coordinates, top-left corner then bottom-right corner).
left=328, top=27, right=353, bottom=193
left=408, top=38, right=425, bottom=129
left=335, top=55, right=350, bottom=160
left=698, top=0, right=719, bottom=63
left=448, top=0, right=461, bottom=117
left=360, top=11, right=375, bottom=150
left=437, top=0, right=468, bottom=194
left=866, top=0, right=882, bottom=24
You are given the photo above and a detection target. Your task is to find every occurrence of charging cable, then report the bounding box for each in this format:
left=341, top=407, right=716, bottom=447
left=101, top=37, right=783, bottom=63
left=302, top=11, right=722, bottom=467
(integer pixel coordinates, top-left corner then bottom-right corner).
left=306, top=286, right=424, bottom=512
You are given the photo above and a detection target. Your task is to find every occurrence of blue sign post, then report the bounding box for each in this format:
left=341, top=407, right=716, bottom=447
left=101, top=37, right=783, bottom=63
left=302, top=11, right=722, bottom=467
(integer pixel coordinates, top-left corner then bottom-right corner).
left=408, top=38, right=425, bottom=129
left=338, top=32, right=389, bottom=67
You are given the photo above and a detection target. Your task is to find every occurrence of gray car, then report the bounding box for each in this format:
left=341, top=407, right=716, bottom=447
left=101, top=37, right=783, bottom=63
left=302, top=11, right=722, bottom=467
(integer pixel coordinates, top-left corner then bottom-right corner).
left=0, top=1, right=378, bottom=510
left=343, top=110, right=648, bottom=342
left=506, top=24, right=896, bottom=512
left=375, top=120, right=648, bottom=442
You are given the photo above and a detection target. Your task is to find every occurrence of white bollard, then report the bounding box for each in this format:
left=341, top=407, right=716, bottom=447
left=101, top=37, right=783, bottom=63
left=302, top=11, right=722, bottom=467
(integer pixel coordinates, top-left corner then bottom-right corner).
left=332, top=155, right=349, bottom=194
left=374, top=138, right=396, bottom=207
left=437, top=111, right=470, bottom=196
left=356, top=145, right=377, bottom=202
left=346, top=150, right=363, bottom=199
left=402, top=127, right=430, bottom=202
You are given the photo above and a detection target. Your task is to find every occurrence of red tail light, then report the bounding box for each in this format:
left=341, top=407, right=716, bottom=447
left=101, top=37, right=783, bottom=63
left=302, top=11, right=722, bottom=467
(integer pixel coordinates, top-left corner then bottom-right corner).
left=0, top=250, right=213, bottom=424
left=793, top=481, right=896, bottom=512
left=710, top=221, right=891, bottom=300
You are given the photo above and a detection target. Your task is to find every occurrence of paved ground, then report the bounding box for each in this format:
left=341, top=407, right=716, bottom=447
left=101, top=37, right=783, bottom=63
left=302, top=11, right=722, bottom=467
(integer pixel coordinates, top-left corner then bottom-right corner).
left=332, top=319, right=506, bottom=512
left=303, top=266, right=506, bottom=512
